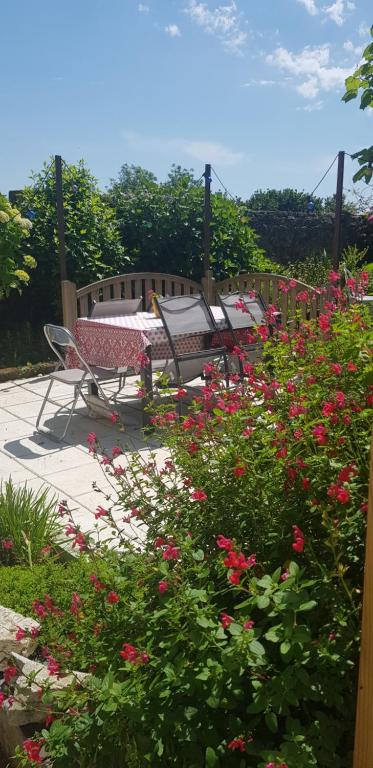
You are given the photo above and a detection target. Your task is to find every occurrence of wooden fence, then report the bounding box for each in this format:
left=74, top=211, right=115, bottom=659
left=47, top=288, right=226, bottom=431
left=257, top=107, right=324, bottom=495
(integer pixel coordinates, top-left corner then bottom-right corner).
left=61, top=271, right=327, bottom=330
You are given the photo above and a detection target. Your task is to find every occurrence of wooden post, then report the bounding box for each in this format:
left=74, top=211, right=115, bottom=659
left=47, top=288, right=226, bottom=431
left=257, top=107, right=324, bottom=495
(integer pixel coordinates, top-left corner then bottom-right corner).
left=61, top=280, right=77, bottom=331
left=203, top=163, right=211, bottom=274
left=353, top=431, right=373, bottom=768
left=55, top=155, right=67, bottom=282
left=331, top=151, right=345, bottom=270
left=201, top=269, right=216, bottom=305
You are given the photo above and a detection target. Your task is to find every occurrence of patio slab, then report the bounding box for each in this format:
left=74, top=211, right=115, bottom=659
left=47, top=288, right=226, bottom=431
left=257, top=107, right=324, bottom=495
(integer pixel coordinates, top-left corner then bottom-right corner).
left=0, top=375, right=167, bottom=544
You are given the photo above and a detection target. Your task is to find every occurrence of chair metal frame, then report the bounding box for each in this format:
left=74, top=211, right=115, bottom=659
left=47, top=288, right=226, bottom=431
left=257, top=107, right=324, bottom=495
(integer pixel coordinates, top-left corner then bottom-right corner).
left=154, top=293, right=230, bottom=390
left=217, top=291, right=268, bottom=377
left=36, top=324, right=122, bottom=440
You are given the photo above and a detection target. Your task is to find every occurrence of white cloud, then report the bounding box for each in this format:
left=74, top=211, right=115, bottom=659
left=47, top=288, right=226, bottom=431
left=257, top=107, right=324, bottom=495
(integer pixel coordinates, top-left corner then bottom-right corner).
left=323, top=0, right=354, bottom=26
left=296, top=0, right=319, bottom=16
left=266, top=44, right=350, bottom=99
left=358, top=22, right=370, bottom=37
left=122, top=130, right=244, bottom=166
left=242, top=79, right=276, bottom=86
left=165, top=24, right=181, bottom=37
left=183, top=0, right=248, bottom=55
left=182, top=140, right=243, bottom=165
left=343, top=39, right=363, bottom=56
left=296, top=99, right=324, bottom=111
left=297, top=77, right=319, bottom=98
left=138, top=3, right=149, bottom=12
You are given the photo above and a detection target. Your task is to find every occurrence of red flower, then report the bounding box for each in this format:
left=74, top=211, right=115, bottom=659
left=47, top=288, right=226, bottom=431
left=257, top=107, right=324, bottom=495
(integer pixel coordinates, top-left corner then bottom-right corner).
left=87, top=432, right=97, bottom=444
left=120, top=643, right=149, bottom=665
left=229, top=570, right=242, bottom=585
left=23, top=739, right=43, bottom=764
left=112, top=446, right=122, bottom=457
left=347, top=361, right=357, bottom=372
left=220, top=612, right=234, bottom=629
left=227, top=738, right=246, bottom=752
left=154, top=537, right=166, bottom=548
left=329, top=270, right=340, bottom=282
left=336, top=487, right=350, bottom=504
left=292, top=524, right=305, bottom=553
left=90, top=574, right=105, bottom=592
left=30, top=626, right=40, bottom=639
left=191, top=489, right=208, bottom=501
left=216, top=535, right=233, bottom=551
left=312, top=424, right=328, bottom=445
left=3, top=666, right=17, bottom=684
left=175, top=388, right=187, bottom=399
left=338, top=464, right=357, bottom=483
left=2, top=538, right=13, bottom=550
left=95, top=506, right=109, bottom=519
left=330, top=363, right=342, bottom=376
left=158, top=580, right=169, bottom=594
left=107, top=591, right=120, bottom=604
left=233, top=464, right=246, bottom=477
left=243, top=619, right=255, bottom=630
left=110, top=411, right=119, bottom=424
left=162, top=545, right=180, bottom=561
left=15, top=627, right=26, bottom=641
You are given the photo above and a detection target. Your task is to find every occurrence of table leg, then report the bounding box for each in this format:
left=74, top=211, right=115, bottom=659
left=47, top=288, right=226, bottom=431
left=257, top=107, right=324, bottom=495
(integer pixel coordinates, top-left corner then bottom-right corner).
left=140, top=345, right=153, bottom=428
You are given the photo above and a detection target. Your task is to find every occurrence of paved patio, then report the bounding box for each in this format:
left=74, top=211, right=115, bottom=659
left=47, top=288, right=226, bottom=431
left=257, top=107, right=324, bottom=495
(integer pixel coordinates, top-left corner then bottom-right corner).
left=0, top=375, right=168, bottom=542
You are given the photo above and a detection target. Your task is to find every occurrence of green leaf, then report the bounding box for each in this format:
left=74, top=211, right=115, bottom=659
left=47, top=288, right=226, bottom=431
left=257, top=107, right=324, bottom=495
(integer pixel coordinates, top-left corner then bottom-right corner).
left=280, top=640, right=291, bottom=655
left=228, top=622, right=243, bottom=636
left=257, top=595, right=270, bottom=609
left=193, top=548, right=205, bottom=562
left=265, top=711, right=278, bottom=733
left=205, top=746, right=219, bottom=767
left=249, top=639, right=265, bottom=656
left=299, top=600, right=317, bottom=612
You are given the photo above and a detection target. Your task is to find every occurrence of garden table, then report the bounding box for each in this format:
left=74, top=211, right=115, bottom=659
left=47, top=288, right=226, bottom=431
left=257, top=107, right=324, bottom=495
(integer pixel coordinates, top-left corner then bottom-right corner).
left=67, top=309, right=230, bottom=425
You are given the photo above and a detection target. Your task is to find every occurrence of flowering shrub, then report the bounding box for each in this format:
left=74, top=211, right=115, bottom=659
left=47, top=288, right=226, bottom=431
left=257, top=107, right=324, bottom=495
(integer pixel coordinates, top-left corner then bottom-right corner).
left=13, top=282, right=372, bottom=767
left=13, top=537, right=354, bottom=768
left=0, top=194, right=35, bottom=299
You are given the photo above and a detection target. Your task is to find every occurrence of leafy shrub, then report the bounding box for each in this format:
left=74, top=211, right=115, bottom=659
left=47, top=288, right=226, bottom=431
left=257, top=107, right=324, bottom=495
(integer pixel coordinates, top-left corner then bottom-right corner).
left=107, top=164, right=272, bottom=281
left=0, top=481, right=62, bottom=566
left=11, top=282, right=372, bottom=768
left=0, top=194, right=35, bottom=299
left=0, top=558, right=97, bottom=616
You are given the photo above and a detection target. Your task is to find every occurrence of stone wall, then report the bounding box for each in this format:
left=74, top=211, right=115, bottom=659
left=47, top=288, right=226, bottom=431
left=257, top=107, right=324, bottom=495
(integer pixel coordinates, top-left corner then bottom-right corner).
left=247, top=211, right=373, bottom=265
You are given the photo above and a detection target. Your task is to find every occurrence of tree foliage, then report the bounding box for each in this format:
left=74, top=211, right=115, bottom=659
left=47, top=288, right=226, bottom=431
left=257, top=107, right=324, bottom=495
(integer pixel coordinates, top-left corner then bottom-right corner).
left=247, top=188, right=355, bottom=213
left=0, top=194, right=35, bottom=299
left=19, top=159, right=128, bottom=313
left=342, top=24, right=373, bottom=183
left=107, top=164, right=272, bottom=281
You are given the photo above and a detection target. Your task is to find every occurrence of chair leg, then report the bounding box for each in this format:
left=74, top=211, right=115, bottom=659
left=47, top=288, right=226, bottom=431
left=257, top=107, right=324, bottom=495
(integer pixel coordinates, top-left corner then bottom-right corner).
left=59, top=383, right=83, bottom=440
left=36, top=378, right=54, bottom=433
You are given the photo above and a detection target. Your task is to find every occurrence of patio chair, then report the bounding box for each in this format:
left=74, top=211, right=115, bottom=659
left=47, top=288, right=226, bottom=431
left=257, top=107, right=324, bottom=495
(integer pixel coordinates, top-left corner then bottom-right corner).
left=89, top=297, right=142, bottom=319
left=154, top=294, right=230, bottom=393
left=36, top=324, right=123, bottom=440
left=217, top=292, right=268, bottom=377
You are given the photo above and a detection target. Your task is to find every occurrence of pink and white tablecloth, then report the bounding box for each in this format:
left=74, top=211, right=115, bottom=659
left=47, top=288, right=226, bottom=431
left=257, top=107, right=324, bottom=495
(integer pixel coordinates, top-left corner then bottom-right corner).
left=67, top=309, right=227, bottom=372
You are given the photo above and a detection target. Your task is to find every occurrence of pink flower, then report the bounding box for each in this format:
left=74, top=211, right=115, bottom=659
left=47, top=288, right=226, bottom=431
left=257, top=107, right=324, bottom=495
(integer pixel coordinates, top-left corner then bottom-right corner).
left=158, top=580, right=169, bottom=594
left=312, top=424, right=328, bottom=445
left=216, top=535, right=233, bottom=551
left=2, top=538, right=13, bottom=550
left=289, top=278, right=297, bottom=288
left=70, top=592, right=81, bottom=616
left=281, top=570, right=290, bottom=581
left=329, top=270, right=340, bottom=283
left=110, top=411, right=119, bottom=424
left=227, top=738, right=246, bottom=752
left=30, top=626, right=40, bottom=639
left=191, top=489, right=208, bottom=501
left=220, top=612, right=234, bottom=629
left=3, top=665, right=17, bottom=684
left=87, top=432, right=97, bottom=444
left=15, top=627, right=26, bottom=641
left=162, top=545, right=180, bottom=561
left=175, top=388, right=187, bottom=399
left=296, top=290, right=308, bottom=302
left=32, top=600, right=47, bottom=619
left=107, top=591, right=120, bottom=604
left=112, top=445, right=122, bottom=458
left=347, top=361, right=357, bottom=372
left=90, top=574, right=105, bottom=592
left=47, top=656, right=60, bottom=676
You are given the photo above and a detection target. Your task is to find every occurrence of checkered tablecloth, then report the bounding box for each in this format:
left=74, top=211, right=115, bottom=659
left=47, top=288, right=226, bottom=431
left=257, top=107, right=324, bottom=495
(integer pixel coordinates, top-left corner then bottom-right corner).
left=67, top=309, right=228, bottom=372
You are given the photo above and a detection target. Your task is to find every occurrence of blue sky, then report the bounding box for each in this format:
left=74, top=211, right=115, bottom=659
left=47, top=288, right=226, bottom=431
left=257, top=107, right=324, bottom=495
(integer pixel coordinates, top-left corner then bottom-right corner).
left=1, top=0, right=371, bottom=200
